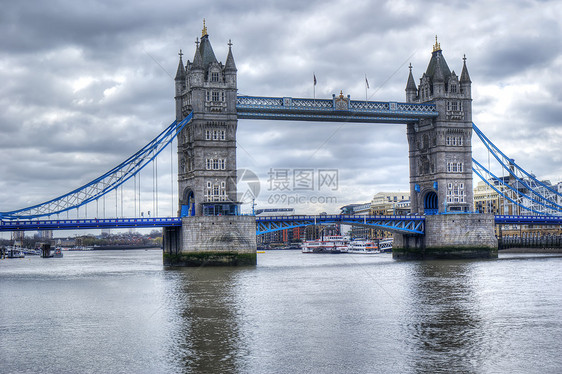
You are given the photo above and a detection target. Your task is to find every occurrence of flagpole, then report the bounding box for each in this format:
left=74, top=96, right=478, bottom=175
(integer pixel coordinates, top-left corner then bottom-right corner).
left=365, top=74, right=368, bottom=102
left=313, top=72, right=316, bottom=102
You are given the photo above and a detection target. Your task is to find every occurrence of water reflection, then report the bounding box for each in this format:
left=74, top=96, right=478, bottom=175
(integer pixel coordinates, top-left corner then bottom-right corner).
left=404, top=260, right=483, bottom=374
left=165, top=267, right=249, bottom=374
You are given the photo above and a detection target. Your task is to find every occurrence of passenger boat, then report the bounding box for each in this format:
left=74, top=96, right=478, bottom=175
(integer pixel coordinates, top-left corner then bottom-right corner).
left=6, top=247, right=25, bottom=258
left=301, top=235, right=349, bottom=253
left=346, top=240, right=380, bottom=254
left=5, top=241, right=25, bottom=258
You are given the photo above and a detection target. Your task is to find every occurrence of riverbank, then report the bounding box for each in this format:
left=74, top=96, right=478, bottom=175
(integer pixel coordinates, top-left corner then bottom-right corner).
left=499, top=247, right=562, bottom=254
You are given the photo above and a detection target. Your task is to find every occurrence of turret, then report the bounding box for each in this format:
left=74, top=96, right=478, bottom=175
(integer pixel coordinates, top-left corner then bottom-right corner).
left=405, top=63, right=417, bottom=102
left=460, top=55, right=472, bottom=98
left=175, top=50, right=186, bottom=121
left=224, top=39, right=237, bottom=87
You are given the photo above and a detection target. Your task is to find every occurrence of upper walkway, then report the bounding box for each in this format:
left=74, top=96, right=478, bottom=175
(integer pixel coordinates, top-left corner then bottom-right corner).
left=236, top=95, right=438, bottom=123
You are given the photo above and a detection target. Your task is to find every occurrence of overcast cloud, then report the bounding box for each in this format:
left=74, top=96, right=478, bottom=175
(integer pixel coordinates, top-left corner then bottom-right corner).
left=0, top=0, right=561, bottom=226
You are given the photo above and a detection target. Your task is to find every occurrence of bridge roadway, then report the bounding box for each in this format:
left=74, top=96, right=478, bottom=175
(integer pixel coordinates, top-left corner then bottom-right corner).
left=1, top=214, right=560, bottom=234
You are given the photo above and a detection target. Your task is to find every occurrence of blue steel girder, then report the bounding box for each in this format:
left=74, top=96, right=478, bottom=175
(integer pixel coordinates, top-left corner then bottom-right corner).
left=494, top=215, right=562, bottom=225
left=0, top=217, right=182, bottom=232
left=255, top=214, right=425, bottom=235
left=236, top=96, right=438, bottom=123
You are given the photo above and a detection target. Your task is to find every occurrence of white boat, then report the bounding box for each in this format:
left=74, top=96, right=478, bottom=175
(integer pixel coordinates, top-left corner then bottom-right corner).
left=301, top=235, right=349, bottom=253
left=347, top=240, right=380, bottom=254
left=5, top=247, right=25, bottom=258
left=5, top=241, right=26, bottom=258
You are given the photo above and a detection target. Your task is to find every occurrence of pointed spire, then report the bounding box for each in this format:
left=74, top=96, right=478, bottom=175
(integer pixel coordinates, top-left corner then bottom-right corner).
left=433, top=54, right=445, bottom=82
left=406, top=63, right=417, bottom=91
left=225, top=39, right=237, bottom=72
left=192, top=38, right=203, bottom=70
left=197, top=25, right=218, bottom=69
left=460, top=54, right=472, bottom=83
left=425, top=36, right=451, bottom=82
left=175, top=49, right=186, bottom=80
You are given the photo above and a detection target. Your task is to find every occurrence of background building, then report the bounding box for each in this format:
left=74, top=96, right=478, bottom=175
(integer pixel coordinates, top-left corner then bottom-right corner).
left=370, top=192, right=411, bottom=215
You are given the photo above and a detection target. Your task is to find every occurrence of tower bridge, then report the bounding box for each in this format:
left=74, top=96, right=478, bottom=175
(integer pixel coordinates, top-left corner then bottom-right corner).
left=2, top=25, right=561, bottom=265
left=167, top=25, right=494, bottom=265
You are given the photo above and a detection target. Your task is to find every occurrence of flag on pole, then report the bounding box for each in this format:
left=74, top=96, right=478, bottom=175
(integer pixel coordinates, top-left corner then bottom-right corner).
left=313, top=73, right=317, bottom=86
left=365, top=74, right=369, bottom=89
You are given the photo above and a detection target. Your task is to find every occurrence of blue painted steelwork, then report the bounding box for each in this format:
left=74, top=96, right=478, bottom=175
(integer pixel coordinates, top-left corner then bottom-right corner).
left=236, top=96, right=437, bottom=123
left=472, top=122, right=562, bottom=214
left=0, top=217, right=182, bottom=232
left=255, top=214, right=425, bottom=235
left=0, top=113, right=193, bottom=220
left=472, top=159, right=560, bottom=215
left=2, top=214, right=558, bottom=234
left=494, top=215, right=562, bottom=225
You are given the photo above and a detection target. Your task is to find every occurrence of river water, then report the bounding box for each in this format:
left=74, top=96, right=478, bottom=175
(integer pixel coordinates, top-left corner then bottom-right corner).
left=1, top=250, right=561, bottom=374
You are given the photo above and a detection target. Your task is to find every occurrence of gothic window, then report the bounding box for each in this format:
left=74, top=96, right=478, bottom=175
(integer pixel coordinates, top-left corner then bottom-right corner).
left=206, top=91, right=210, bottom=101
left=451, top=84, right=457, bottom=93
left=205, top=180, right=227, bottom=202
left=447, top=162, right=464, bottom=173
left=211, top=72, right=219, bottom=82
left=205, top=158, right=227, bottom=170
left=446, top=136, right=451, bottom=146
left=447, top=181, right=465, bottom=203
left=212, top=91, right=220, bottom=102
left=205, top=130, right=211, bottom=140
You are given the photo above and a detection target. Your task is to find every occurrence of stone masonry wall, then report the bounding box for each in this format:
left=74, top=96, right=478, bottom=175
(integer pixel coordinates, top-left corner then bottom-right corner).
left=181, top=215, right=257, bottom=253
left=424, top=213, right=497, bottom=249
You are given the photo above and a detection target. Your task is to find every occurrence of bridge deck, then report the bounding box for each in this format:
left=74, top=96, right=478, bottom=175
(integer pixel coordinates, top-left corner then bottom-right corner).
left=236, top=96, right=438, bottom=123
left=1, top=214, right=559, bottom=233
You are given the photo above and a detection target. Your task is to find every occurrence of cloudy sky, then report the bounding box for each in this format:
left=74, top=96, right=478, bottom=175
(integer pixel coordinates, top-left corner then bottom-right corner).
left=1, top=0, right=561, bottom=231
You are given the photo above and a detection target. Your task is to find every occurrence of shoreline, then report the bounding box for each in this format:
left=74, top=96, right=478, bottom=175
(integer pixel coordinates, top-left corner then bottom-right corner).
left=499, top=247, right=562, bottom=254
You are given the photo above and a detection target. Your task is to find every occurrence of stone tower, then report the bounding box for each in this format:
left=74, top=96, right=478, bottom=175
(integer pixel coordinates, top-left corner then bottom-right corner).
left=164, top=22, right=256, bottom=267
left=405, top=37, right=473, bottom=215
left=393, top=37, right=497, bottom=260
left=174, top=22, right=239, bottom=217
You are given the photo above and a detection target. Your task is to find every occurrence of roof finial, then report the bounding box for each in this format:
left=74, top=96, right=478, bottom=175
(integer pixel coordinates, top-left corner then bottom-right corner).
left=195, top=37, right=199, bottom=48
left=178, top=49, right=183, bottom=59
left=463, top=54, right=467, bottom=63
left=228, top=39, right=233, bottom=48
left=409, top=63, right=413, bottom=73
left=202, top=19, right=208, bottom=37
left=433, top=35, right=441, bottom=52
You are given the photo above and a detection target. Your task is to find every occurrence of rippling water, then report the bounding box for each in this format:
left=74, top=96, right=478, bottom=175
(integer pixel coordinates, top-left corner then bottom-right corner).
left=1, top=250, right=561, bottom=373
